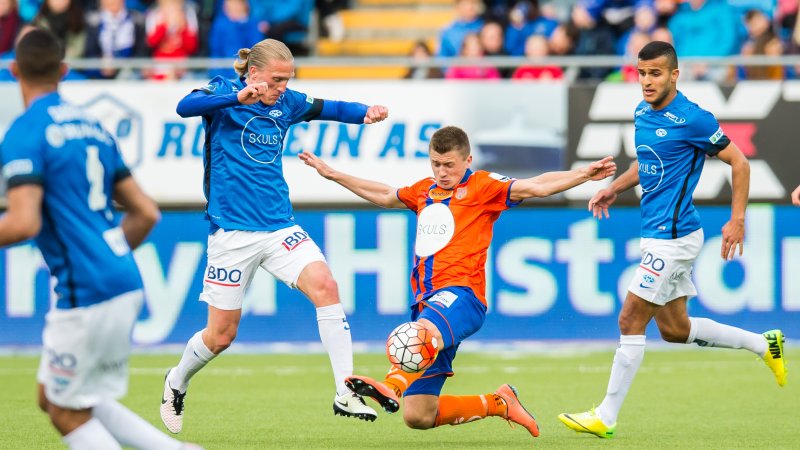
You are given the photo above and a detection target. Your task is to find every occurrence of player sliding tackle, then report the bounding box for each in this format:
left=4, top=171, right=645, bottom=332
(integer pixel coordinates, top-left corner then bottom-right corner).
left=300, top=126, right=616, bottom=438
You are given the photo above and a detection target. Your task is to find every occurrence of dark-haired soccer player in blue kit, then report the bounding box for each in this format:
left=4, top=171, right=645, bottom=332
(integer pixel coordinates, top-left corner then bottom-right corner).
left=1, top=28, right=201, bottom=449
left=160, top=38, right=389, bottom=433
left=559, top=41, right=787, bottom=439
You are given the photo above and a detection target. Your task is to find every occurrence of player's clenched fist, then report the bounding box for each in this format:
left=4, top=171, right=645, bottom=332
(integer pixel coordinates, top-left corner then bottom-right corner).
left=237, top=82, right=267, bottom=105
left=792, top=184, right=800, bottom=206
left=364, top=105, right=389, bottom=124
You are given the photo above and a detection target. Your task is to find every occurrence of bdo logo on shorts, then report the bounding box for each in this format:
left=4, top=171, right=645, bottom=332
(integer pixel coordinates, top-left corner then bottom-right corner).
left=205, top=266, right=243, bottom=287
left=282, top=231, right=310, bottom=251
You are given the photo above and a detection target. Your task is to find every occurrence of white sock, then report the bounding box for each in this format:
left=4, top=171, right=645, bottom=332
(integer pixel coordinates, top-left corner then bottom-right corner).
left=169, top=329, right=216, bottom=392
left=62, top=417, right=121, bottom=450
left=316, top=303, right=353, bottom=396
left=687, top=317, right=767, bottom=355
left=596, top=335, right=646, bottom=426
left=93, top=400, right=182, bottom=450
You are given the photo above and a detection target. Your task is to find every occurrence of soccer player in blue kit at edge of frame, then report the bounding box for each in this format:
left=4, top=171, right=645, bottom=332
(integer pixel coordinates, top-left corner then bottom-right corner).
left=0, top=28, right=203, bottom=450
left=558, top=40, right=788, bottom=439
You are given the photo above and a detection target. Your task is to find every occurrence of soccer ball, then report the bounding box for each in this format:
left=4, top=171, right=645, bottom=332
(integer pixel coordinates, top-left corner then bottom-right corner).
left=386, top=322, right=439, bottom=373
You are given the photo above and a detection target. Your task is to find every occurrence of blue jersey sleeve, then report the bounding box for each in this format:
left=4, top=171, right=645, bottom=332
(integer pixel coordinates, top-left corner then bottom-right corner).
left=112, top=143, right=132, bottom=183
left=1, top=119, right=45, bottom=188
left=283, top=89, right=323, bottom=125
left=177, top=76, right=239, bottom=117
left=688, top=109, right=730, bottom=156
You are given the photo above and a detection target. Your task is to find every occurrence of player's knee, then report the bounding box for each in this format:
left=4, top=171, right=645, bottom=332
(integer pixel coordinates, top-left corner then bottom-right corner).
left=207, top=329, right=237, bottom=353
left=617, top=314, right=637, bottom=335
left=659, top=327, right=688, bottom=343
left=403, top=411, right=435, bottom=430
left=309, top=275, right=339, bottom=305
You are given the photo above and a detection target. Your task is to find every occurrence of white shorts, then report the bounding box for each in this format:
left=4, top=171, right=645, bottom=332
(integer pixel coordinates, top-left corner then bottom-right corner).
left=628, top=229, right=704, bottom=306
left=199, top=225, right=326, bottom=310
left=37, top=290, right=143, bottom=410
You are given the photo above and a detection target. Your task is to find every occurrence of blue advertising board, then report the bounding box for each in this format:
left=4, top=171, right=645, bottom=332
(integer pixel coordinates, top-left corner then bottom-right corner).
left=1, top=206, right=798, bottom=346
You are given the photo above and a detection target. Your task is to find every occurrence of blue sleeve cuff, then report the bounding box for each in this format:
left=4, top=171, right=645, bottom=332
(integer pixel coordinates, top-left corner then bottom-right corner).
left=317, top=99, right=368, bottom=124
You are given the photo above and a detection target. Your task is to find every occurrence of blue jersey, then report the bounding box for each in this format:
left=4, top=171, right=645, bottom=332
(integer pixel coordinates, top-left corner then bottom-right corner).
left=190, top=76, right=322, bottom=233
left=634, top=91, right=731, bottom=239
left=1, top=92, right=143, bottom=309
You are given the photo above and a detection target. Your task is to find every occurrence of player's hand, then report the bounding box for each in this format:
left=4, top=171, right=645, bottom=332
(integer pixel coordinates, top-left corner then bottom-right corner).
left=588, top=187, right=617, bottom=219
left=720, top=218, right=744, bottom=260
left=583, top=156, right=616, bottom=181
left=237, top=82, right=267, bottom=105
left=364, top=105, right=389, bottom=124
left=791, top=184, right=800, bottom=206
left=298, top=151, right=337, bottom=180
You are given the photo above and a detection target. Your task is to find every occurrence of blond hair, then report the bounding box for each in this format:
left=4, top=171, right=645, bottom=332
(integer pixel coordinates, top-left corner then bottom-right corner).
left=233, top=39, right=294, bottom=78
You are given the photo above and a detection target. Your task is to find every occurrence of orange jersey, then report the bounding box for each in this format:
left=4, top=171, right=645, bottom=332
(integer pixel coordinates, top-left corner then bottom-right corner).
left=397, top=169, right=518, bottom=306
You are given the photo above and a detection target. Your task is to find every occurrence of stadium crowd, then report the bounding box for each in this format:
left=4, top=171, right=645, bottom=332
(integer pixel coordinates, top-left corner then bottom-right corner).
left=0, top=0, right=798, bottom=81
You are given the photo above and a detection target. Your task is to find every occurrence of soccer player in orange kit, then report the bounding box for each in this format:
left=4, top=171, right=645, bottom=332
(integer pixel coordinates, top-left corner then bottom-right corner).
left=300, top=125, right=616, bottom=439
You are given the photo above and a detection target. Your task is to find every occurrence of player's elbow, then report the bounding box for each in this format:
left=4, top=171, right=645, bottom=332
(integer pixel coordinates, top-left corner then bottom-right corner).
left=18, top=217, right=41, bottom=241
left=175, top=100, right=197, bottom=118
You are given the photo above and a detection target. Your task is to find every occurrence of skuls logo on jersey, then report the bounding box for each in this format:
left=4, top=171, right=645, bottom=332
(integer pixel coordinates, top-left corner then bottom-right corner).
left=241, top=116, right=284, bottom=164
left=636, top=145, right=664, bottom=193
left=415, top=203, right=455, bottom=257
left=663, top=111, right=686, bottom=124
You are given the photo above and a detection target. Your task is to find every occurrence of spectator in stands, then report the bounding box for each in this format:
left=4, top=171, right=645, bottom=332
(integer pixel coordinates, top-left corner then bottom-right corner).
left=84, top=0, right=149, bottom=79
left=504, top=0, right=558, bottom=56
left=316, top=0, right=346, bottom=42
left=0, top=0, right=21, bottom=55
left=653, top=0, right=677, bottom=26
left=145, top=0, right=199, bottom=79
left=548, top=21, right=579, bottom=56
left=573, top=0, right=655, bottom=40
left=616, top=4, right=656, bottom=54
left=739, top=9, right=785, bottom=80
left=668, top=0, right=738, bottom=81
left=480, top=20, right=511, bottom=77
left=445, top=32, right=501, bottom=79
left=404, top=40, right=443, bottom=80
left=208, top=0, right=261, bottom=79
left=571, top=3, right=617, bottom=79
left=776, top=0, right=797, bottom=42
left=512, top=33, right=563, bottom=80
left=251, top=0, right=313, bottom=56
left=32, top=0, right=87, bottom=58
left=439, top=0, right=484, bottom=57
left=651, top=25, right=672, bottom=44
left=607, top=29, right=650, bottom=82
left=16, top=0, right=38, bottom=22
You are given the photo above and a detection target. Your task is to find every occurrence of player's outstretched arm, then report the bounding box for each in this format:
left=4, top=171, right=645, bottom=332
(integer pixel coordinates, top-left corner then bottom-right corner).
left=299, top=151, right=403, bottom=208
left=792, top=184, right=800, bottom=206
left=715, top=142, right=750, bottom=260
left=509, top=156, right=616, bottom=202
left=0, top=185, right=42, bottom=246
left=113, top=177, right=161, bottom=250
left=316, top=100, right=389, bottom=125
left=588, top=160, right=640, bottom=219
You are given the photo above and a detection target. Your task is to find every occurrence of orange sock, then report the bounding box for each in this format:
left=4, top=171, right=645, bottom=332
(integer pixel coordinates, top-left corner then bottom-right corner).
left=383, top=366, right=423, bottom=398
left=433, top=394, right=507, bottom=427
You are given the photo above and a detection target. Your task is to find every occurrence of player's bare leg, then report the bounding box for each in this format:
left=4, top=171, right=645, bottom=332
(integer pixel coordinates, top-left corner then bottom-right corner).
left=161, top=307, right=236, bottom=433
left=297, top=261, right=377, bottom=421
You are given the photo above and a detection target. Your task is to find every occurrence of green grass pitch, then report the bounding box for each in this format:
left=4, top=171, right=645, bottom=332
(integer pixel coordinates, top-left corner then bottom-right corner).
left=1, top=349, right=797, bottom=449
